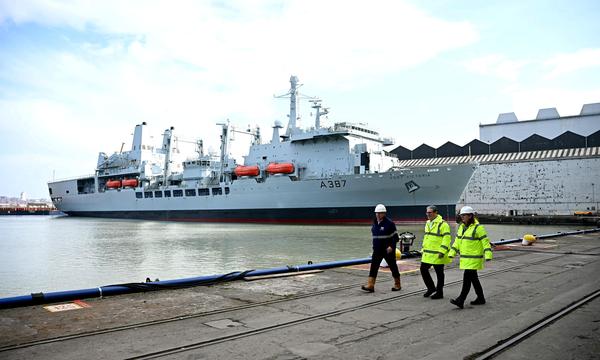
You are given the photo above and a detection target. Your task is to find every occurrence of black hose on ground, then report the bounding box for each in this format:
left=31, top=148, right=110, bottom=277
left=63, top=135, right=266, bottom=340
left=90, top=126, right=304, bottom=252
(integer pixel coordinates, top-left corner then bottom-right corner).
left=105, top=270, right=256, bottom=292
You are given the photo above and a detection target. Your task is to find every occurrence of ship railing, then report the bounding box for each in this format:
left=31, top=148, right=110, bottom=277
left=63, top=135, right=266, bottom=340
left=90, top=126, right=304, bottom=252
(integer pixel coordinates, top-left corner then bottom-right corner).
left=48, top=174, right=96, bottom=183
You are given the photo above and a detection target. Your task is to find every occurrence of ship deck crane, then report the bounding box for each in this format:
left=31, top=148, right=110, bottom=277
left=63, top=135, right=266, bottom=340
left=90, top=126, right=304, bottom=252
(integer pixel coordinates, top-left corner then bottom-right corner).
left=216, top=121, right=261, bottom=183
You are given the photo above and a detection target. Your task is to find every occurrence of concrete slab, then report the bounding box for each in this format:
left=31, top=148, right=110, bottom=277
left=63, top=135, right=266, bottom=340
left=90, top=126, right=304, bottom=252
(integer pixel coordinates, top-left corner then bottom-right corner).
left=347, top=259, right=421, bottom=274
left=204, top=318, right=245, bottom=329
left=494, top=297, right=600, bottom=360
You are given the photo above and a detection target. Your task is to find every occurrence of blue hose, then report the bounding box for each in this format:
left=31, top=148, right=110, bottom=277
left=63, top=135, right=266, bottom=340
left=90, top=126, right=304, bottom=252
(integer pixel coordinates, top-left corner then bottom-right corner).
left=491, top=228, right=600, bottom=245
left=0, top=257, right=373, bottom=309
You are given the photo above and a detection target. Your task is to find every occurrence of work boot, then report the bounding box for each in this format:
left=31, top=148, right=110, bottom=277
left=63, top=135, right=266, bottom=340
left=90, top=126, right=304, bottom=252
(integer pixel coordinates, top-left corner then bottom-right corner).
left=423, top=289, right=435, bottom=297
left=470, top=297, right=486, bottom=305
left=391, top=276, right=401, bottom=291
left=430, top=291, right=443, bottom=299
left=361, top=277, right=376, bottom=292
left=450, top=298, right=464, bottom=309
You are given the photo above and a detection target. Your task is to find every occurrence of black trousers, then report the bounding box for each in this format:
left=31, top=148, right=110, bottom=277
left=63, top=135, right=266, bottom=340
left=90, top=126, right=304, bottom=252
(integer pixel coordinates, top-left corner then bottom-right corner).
left=369, top=250, right=400, bottom=278
left=420, top=263, right=445, bottom=292
left=458, top=269, right=484, bottom=301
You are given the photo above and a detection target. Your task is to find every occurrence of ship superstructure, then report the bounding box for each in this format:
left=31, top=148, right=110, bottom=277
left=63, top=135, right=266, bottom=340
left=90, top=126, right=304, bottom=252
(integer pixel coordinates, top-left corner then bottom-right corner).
left=48, top=76, right=475, bottom=223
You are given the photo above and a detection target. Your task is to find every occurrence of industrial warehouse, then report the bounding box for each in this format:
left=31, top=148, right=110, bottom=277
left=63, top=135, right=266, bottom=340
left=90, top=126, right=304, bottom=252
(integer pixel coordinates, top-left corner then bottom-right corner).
left=391, top=103, right=600, bottom=217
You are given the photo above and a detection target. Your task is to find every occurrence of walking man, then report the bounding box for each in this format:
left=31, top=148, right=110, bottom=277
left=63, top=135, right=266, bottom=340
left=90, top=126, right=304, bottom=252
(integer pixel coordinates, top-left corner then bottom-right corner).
left=448, top=206, right=492, bottom=308
left=361, top=204, right=402, bottom=292
left=420, top=205, right=452, bottom=299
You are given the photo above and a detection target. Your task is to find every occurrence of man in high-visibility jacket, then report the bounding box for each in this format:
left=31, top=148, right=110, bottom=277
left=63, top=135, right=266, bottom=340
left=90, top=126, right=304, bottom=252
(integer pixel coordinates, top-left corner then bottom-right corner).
left=420, top=205, right=452, bottom=299
left=448, top=206, right=492, bottom=309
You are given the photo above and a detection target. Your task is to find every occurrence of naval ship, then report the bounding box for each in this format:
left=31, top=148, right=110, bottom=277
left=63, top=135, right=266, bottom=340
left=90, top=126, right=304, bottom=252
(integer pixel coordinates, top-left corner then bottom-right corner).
left=48, top=76, right=476, bottom=224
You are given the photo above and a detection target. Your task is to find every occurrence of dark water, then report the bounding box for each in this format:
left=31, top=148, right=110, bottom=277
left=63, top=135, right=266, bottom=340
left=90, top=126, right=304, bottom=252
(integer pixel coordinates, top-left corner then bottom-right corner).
left=0, top=215, right=588, bottom=297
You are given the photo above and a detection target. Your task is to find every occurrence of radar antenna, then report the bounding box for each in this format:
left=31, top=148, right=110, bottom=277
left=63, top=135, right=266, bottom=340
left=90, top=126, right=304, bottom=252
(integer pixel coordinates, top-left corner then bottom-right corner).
left=274, top=75, right=317, bottom=136
left=309, top=99, right=329, bottom=129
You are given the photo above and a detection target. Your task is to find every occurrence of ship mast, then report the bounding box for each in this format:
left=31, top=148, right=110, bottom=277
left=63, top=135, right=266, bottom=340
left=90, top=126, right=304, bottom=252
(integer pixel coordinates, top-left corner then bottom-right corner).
left=287, top=76, right=299, bottom=135
left=217, top=120, right=230, bottom=183
left=310, top=99, right=328, bottom=129
left=162, top=127, right=174, bottom=186
left=275, top=75, right=314, bottom=137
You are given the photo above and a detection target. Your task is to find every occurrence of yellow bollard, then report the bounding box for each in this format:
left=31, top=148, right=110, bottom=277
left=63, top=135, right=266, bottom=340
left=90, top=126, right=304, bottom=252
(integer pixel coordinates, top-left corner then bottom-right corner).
left=522, top=234, right=537, bottom=246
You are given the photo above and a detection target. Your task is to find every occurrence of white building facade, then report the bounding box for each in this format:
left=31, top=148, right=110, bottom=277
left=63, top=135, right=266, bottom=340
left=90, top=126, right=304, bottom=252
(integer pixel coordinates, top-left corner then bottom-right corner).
left=479, top=103, right=600, bottom=143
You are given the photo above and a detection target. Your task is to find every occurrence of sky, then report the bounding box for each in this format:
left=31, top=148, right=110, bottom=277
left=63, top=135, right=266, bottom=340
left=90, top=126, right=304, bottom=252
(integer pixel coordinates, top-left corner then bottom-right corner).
left=1, top=0, right=599, bottom=199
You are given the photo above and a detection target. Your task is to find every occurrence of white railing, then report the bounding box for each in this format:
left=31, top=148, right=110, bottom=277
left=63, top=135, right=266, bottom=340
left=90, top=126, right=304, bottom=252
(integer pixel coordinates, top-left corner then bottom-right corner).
left=48, top=174, right=95, bottom=183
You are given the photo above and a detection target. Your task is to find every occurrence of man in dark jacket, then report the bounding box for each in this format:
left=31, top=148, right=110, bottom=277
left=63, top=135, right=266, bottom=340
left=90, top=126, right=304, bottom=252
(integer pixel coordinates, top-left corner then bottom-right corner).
left=361, top=204, right=402, bottom=292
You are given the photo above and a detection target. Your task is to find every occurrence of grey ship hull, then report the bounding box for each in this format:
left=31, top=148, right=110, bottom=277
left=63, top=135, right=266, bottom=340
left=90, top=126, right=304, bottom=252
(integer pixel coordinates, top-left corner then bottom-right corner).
left=49, top=164, right=475, bottom=224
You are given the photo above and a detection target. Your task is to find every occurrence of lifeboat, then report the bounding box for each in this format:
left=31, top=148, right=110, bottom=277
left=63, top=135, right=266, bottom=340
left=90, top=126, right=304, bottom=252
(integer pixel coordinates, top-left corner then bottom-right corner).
left=122, top=179, right=138, bottom=188
left=106, top=180, right=122, bottom=189
left=234, top=165, right=260, bottom=177
left=266, top=162, right=294, bottom=174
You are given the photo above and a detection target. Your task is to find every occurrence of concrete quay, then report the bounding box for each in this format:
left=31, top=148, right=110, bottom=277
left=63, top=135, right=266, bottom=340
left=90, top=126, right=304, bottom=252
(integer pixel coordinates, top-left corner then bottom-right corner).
left=1, top=232, right=599, bottom=359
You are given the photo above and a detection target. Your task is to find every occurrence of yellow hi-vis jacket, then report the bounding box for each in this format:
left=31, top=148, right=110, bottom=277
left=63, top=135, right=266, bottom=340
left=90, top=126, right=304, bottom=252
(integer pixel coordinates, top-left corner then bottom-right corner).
left=421, top=214, right=452, bottom=265
left=448, top=220, right=493, bottom=270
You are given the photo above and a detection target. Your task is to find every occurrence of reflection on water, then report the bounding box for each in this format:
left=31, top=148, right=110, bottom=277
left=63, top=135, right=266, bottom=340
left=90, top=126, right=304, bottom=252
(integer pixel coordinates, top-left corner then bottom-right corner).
left=0, top=216, right=589, bottom=297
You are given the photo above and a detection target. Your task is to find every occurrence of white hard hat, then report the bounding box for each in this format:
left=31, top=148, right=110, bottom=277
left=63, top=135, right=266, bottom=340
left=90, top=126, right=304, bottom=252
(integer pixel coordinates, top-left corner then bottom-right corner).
left=459, top=206, right=475, bottom=215
left=374, top=204, right=387, bottom=213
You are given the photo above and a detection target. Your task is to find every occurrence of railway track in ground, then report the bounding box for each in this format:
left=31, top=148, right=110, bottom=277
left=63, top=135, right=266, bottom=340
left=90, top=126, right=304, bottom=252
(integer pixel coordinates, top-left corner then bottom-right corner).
left=468, top=288, right=600, bottom=360
left=124, top=253, right=570, bottom=359
left=2, top=248, right=595, bottom=358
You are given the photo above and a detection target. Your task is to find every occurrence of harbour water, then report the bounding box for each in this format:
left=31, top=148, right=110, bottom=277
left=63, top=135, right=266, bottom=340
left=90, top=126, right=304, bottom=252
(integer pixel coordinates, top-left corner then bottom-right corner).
left=0, top=215, right=589, bottom=298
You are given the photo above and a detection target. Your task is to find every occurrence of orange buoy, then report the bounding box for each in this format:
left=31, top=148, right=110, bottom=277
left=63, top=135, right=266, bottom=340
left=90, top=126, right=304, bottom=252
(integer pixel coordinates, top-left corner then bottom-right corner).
left=122, top=179, right=138, bottom=188
left=234, top=165, right=260, bottom=177
left=266, top=162, right=294, bottom=174
left=106, top=180, right=122, bottom=189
